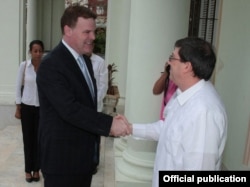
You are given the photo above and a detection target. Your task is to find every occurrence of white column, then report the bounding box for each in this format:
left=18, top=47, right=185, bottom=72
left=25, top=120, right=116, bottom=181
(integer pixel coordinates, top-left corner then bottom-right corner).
left=115, top=136, right=157, bottom=187
left=114, top=136, right=128, bottom=157
left=26, top=0, right=37, bottom=59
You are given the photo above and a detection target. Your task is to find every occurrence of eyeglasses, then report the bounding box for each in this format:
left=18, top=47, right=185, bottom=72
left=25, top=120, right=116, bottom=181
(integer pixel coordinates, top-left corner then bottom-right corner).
left=169, top=55, right=182, bottom=62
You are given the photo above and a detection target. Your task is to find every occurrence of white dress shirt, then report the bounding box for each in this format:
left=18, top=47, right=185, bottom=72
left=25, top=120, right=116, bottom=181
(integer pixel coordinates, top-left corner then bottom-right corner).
left=15, top=60, right=39, bottom=106
left=132, top=80, right=228, bottom=187
left=90, top=53, right=108, bottom=112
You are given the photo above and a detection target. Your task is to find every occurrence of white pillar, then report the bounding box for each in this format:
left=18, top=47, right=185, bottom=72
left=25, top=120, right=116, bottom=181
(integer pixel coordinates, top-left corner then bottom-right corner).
left=26, top=0, right=37, bottom=58
left=115, top=136, right=157, bottom=187
left=114, top=136, right=128, bottom=157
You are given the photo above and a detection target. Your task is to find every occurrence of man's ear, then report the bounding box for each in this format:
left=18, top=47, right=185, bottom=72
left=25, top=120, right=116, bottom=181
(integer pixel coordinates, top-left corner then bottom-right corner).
left=184, top=61, right=193, bottom=72
left=64, top=25, right=72, bottom=36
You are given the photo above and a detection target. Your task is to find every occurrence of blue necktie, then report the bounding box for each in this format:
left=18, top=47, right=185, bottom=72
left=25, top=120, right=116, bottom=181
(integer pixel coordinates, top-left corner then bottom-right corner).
left=77, top=56, right=95, bottom=99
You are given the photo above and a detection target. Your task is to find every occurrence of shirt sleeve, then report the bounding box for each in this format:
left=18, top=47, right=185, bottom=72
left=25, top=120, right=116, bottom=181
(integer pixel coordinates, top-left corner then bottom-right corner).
left=15, top=61, right=26, bottom=104
left=132, top=120, right=164, bottom=141
left=97, top=60, right=108, bottom=104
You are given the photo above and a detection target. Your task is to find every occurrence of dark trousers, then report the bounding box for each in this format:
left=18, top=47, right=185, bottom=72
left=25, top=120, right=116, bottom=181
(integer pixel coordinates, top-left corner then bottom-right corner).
left=43, top=173, right=92, bottom=187
left=94, top=135, right=101, bottom=167
left=21, top=103, right=40, bottom=173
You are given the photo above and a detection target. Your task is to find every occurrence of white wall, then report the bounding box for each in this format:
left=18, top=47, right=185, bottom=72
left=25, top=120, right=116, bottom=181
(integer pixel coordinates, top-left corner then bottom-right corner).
left=215, top=0, right=250, bottom=170
left=0, top=0, right=25, bottom=129
left=0, top=0, right=25, bottom=105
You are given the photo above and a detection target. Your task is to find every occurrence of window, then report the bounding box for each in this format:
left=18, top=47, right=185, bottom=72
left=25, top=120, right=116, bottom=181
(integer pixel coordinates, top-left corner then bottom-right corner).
left=188, top=0, right=219, bottom=45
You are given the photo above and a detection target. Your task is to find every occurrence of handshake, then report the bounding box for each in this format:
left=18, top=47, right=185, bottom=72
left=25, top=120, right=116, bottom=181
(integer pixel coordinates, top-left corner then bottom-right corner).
left=109, top=114, right=132, bottom=137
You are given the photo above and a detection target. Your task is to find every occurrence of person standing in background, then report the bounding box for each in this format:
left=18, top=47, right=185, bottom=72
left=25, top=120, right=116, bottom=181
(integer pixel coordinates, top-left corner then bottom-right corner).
left=129, top=37, right=228, bottom=187
left=153, top=62, right=177, bottom=120
left=36, top=5, right=130, bottom=187
left=86, top=43, right=108, bottom=174
left=15, top=40, right=44, bottom=183
left=88, top=43, right=108, bottom=113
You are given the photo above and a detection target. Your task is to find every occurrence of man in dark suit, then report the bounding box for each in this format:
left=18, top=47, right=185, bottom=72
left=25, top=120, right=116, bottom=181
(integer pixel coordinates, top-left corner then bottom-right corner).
left=36, top=5, right=130, bottom=187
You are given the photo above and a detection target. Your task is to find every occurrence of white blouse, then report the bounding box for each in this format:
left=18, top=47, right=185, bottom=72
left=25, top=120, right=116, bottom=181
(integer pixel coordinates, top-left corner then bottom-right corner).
left=15, top=60, right=39, bottom=107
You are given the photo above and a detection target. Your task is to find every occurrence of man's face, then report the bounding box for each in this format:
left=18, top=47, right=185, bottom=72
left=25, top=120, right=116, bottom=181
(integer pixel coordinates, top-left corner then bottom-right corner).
left=68, top=17, right=96, bottom=55
left=168, top=47, right=184, bottom=86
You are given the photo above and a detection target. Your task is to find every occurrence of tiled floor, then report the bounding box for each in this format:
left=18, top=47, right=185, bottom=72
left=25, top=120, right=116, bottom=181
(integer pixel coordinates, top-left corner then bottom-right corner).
left=0, top=124, right=115, bottom=187
left=0, top=102, right=125, bottom=187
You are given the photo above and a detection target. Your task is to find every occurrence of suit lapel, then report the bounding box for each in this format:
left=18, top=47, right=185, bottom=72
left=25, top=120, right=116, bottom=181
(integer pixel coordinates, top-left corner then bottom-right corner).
left=60, top=43, right=97, bottom=106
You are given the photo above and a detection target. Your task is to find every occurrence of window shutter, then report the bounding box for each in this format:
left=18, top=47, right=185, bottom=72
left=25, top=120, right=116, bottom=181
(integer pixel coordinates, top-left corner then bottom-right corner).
left=188, top=0, right=218, bottom=44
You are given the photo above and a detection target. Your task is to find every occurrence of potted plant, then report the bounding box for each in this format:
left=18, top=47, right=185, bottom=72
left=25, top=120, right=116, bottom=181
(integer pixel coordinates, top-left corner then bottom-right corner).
left=93, top=27, right=106, bottom=55
left=103, top=63, right=120, bottom=115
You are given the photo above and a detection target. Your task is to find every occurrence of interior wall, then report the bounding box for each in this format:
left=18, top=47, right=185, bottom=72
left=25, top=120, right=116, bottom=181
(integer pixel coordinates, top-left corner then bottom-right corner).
left=215, top=0, right=250, bottom=170
left=0, top=0, right=25, bottom=129
left=0, top=0, right=24, bottom=105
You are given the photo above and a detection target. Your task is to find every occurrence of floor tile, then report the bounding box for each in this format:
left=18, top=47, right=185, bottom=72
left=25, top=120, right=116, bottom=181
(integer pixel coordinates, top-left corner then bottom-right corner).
left=0, top=126, right=115, bottom=187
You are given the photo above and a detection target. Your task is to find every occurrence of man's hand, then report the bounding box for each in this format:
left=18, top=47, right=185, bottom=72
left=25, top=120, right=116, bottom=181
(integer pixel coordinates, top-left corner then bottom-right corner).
left=109, top=114, right=132, bottom=137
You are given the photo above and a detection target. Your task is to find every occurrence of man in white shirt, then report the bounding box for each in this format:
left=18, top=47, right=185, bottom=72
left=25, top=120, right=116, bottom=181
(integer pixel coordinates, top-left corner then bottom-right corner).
left=87, top=43, right=108, bottom=174
left=90, top=52, right=108, bottom=113
left=129, top=37, right=228, bottom=187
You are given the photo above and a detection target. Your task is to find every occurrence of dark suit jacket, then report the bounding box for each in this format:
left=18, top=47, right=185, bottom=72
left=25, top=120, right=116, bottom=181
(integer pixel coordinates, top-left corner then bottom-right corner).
left=36, top=42, right=113, bottom=175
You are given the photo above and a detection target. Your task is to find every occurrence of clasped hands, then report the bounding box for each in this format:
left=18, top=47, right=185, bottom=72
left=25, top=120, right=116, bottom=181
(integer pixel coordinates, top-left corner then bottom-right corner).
left=109, top=114, right=132, bottom=137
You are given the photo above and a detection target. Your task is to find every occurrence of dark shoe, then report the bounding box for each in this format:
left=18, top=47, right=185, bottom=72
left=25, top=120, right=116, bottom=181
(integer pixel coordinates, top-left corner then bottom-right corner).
left=32, top=171, right=40, bottom=182
left=25, top=173, right=33, bottom=183
left=92, top=167, right=98, bottom=175
left=26, top=178, right=33, bottom=183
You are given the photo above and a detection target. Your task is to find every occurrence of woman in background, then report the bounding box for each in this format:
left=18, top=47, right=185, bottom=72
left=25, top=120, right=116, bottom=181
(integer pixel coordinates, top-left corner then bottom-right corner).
left=153, top=62, right=177, bottom=120
left=15, top=40, right=44, bottom=183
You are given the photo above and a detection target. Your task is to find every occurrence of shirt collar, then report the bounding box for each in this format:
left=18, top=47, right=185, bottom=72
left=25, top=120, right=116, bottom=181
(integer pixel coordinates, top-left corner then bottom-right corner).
left=62, top=39, right=80, bottom=60
left=26, top=59, right=32, bottom=67
left=176, top=79, right=205, bottom=105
